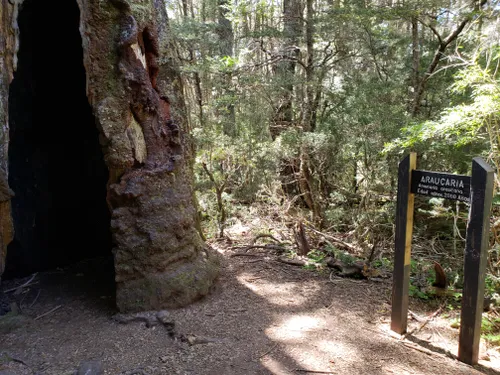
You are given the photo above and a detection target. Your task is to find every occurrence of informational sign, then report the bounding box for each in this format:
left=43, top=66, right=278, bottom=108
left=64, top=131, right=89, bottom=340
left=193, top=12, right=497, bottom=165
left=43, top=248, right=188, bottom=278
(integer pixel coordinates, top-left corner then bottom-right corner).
left=411, top=170, right=471, bottom=203
left=391, top=154, right=494, bottom=366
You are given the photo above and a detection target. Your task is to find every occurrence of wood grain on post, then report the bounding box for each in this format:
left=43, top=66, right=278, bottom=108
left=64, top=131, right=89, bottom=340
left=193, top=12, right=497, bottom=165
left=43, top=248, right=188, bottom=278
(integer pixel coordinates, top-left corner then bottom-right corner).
left=391, top=152, right=416, bottom=334
left=458, top=157, right=494, bottom=365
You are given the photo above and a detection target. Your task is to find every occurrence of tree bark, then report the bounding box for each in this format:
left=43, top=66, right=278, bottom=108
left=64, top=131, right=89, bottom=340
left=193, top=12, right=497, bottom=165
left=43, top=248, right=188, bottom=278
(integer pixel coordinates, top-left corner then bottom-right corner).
left=0, top=0, right=219, bottom=311
left=411, top=16, right=419, bottom=108
left=216, top=0, right=236, bottom=136
left=0, top=0, right=16, bottom=281
left=271, top=0, right=302, bottom=138
left=217, top=0, right=237, bottom=137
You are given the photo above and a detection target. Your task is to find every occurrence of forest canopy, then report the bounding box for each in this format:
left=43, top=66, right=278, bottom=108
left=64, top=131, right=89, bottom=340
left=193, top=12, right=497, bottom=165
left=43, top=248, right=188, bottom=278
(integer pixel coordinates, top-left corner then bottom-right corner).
left=166, top=0, right=499, bottom=231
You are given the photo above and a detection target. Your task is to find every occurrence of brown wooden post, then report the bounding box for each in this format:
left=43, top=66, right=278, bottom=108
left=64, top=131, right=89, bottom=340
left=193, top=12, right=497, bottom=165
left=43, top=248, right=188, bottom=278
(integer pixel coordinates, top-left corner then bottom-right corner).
left=458, top=157, right=494, bottom=365
left=391, top=152, right=416, bottom=334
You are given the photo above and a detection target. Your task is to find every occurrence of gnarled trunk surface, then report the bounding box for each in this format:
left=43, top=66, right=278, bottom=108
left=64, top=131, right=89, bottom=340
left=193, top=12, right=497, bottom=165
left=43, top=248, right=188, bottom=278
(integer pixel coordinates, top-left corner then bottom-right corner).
left=0, top=0, right=218, bottom=312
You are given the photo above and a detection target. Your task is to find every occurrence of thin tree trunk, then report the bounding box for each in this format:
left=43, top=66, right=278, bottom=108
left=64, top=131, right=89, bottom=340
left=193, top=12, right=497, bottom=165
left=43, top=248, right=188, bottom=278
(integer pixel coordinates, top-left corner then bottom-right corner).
left=411, top=16, right=420, bottom=108
left=271, top=0, right=302, bottom=138
left=302, top=0, right=315, bottom=132
left=298, top=0, right=321, bottom=224
left=217, top=0, right=236, bottom=136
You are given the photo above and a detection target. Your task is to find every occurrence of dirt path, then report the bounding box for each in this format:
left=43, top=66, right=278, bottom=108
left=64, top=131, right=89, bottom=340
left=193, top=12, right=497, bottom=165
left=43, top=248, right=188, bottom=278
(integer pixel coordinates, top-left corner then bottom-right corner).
left=1, top=243, right=500, bottom=375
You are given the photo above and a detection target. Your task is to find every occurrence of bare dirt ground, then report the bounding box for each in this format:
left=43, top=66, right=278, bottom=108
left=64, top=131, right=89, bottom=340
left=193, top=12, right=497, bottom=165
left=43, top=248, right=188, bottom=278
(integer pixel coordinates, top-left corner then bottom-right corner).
left=2, top=236, right=500, bottom=375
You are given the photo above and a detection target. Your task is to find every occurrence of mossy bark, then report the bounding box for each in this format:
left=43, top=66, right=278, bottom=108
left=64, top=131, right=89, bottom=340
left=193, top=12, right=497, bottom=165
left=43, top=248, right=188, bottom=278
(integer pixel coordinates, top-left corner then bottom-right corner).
left=0, top=0, right=219, bottom=311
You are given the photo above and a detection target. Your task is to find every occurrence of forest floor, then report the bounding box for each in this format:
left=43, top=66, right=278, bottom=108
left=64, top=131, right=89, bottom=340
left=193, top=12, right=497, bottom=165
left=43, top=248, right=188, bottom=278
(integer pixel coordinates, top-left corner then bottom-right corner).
left=2, top=224, right=500, bottom=375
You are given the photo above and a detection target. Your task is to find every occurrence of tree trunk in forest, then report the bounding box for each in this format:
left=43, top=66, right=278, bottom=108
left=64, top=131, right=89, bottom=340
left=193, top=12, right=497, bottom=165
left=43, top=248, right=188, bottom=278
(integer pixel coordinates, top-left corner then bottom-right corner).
left=216, top=0, right=236, bottom=136
left=270, top=0, right=304, bottom=201
left=302, top=0, right=314, bottom=132
left=181, top=0, right=204, bottom=129
left=411, top=16, right=419, bottom=110
left=271, top=0, right=302, bottom=138
left=0, top=0, right=219, bottom=311
left=298, top=0, right=321, bottom=224
left=0, top=0, right=16, bottom=282
left=412, top=1, right=486, bottom=116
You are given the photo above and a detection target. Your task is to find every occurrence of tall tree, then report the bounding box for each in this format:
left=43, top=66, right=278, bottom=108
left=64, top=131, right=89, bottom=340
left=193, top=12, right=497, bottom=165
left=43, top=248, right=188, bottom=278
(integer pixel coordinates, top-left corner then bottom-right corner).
left=412, top=0, right=487, bottom=116
left=216, top=0, right=236, bottom=136
left=271, top=0, right=303, bottom=138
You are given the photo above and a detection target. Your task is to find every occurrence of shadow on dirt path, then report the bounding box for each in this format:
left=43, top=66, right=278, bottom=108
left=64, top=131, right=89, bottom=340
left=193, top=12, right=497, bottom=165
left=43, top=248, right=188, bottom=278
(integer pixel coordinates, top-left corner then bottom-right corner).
left=0, top=248, right=498, bottom=375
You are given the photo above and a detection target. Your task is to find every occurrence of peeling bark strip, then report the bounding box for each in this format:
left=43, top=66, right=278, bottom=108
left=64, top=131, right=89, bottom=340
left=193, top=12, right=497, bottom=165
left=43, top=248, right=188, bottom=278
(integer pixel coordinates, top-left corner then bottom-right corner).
left=0, top=0, right=218, bottom=310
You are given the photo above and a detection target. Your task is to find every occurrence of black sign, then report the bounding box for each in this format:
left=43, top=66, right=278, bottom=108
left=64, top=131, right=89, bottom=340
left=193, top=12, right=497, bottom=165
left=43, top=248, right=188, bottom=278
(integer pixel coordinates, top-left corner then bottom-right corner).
left=411, top=170, right=471, bottom=203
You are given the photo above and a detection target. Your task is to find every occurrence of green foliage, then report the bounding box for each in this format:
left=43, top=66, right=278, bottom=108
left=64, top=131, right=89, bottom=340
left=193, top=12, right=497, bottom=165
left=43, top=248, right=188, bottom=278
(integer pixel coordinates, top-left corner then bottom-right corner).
left=409, top=258, right=438, bottom=300
left=307, top=249, right=326, bottom=263
left=169, top=0, right=500, bottom=294
left=409, top=284, right=431, bottom=300
left=485, top=273, right=500, bottom=296
left=385, top=45, right=500, bottom=173
left=482, top=316, right=500, bottom=346
left=327, top=245, right=357, bottom=266
left=372, top=257, right=392, bottom=269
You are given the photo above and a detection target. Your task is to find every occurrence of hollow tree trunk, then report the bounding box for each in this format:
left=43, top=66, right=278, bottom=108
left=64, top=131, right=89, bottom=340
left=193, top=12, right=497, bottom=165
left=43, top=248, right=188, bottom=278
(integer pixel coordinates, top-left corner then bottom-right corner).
left=0, top=0, right=219, bottom=311
left=0, top=0, right=16, bottom=281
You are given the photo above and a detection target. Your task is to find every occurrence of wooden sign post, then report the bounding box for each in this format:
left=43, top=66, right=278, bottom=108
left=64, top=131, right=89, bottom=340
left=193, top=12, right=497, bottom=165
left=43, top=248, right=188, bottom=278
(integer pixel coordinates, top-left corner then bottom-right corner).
left=391, top=154, right=494, bottom=365
left=459, top=158, right=494, bottom=365
left=391, top=152, right=416, bottom=334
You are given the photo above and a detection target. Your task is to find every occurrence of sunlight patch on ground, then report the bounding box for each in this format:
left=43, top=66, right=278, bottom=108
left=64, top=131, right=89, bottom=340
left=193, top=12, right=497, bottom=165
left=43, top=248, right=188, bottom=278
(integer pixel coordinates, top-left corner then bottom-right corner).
left=304, top=340, right=362, bottom=370
left=265, top=322, right=363, bottom=373
left=266, top=315, right=324, bottom=340
left=236, top=276, right=322, bottom=306
left=225, top=222, right=251, bottom=236
left=261, top=357, right=293, bottom=374
left=315, top=339, right=357, bottom=358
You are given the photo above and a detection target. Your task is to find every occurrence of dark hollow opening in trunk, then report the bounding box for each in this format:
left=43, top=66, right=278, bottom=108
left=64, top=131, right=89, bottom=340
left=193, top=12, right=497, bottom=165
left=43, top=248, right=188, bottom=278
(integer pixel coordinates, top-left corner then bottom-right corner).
left=4, top=0, right=113, bottom=281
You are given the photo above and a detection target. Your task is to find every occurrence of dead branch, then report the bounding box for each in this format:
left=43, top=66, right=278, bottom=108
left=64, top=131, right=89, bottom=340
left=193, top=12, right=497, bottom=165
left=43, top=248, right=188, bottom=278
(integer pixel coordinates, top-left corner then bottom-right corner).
left=0, top=353, right=29, bottom=367
left=276, top=257, right=307, bottom=267
left=401, top=341, right=436, bottom=356
left=408, top=310, right=425, bottom=323
left=29, top=289, right=41, bottom=308
left=403, top=305, right=444, bottom=339
left=34, top=305, right=62, bottom=321
left=231, top=244, right=286, bottom=254
left=230, top=253, right=266, bottom=258
left=258, top=343, right=279, bottom=359
left=305, top=225, right=358, bottom=252
left=4, top=273, right=37, bottom=293
left=401, top=341, right=456, bottom=360
left=250, top=233, right=283, bottom=246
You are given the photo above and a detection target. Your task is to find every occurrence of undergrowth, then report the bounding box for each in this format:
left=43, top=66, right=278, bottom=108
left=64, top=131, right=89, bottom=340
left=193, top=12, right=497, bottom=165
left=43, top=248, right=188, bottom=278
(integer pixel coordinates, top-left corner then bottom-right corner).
left=196, top=175, right=500, bottom=346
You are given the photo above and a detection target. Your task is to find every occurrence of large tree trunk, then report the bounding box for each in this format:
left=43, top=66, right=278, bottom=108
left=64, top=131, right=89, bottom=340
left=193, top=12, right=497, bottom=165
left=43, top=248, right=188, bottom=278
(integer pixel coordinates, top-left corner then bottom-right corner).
left=0, top=0, right=16, bottom=281
left=0, top=0, right=219, bottom=312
